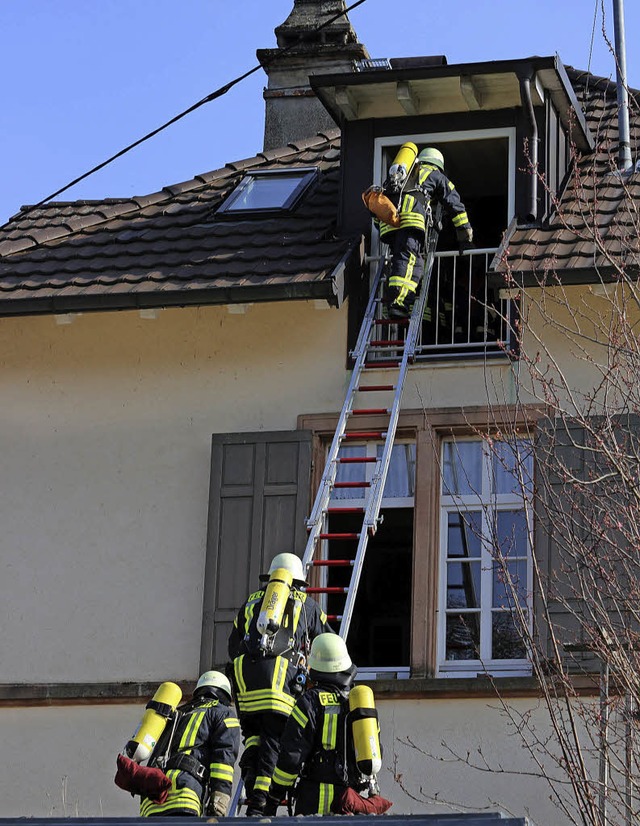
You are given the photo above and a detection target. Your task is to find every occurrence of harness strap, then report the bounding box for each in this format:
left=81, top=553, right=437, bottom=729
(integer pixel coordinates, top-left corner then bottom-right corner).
left=165, top=752, right=207, bottom=784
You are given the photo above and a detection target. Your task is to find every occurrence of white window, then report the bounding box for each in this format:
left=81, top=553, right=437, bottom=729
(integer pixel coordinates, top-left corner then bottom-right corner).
left=217, top=168, right=317, bottom=214
left=438, top=437, right=533, bottom=677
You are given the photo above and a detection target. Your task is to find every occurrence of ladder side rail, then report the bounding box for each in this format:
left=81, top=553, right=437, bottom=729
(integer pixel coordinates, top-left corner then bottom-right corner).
left=338, top=526, right=371, bottom=638
left=303, top=256, right=386, bottom=566
left=362, top=231, right=438, bottom=532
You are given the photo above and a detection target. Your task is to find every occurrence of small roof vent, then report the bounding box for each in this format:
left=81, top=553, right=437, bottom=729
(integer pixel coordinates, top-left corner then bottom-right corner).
left=352, top=57, right=391, bottom=72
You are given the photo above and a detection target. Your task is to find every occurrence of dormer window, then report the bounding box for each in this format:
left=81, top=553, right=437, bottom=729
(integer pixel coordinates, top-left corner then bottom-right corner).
left=218, top=168, right=317, bottom=215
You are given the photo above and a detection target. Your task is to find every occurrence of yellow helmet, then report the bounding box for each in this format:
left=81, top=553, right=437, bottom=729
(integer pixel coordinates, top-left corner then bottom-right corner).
left=308, top=633, right=352, bottom=673
left=417, top=147, right=444, bottom=171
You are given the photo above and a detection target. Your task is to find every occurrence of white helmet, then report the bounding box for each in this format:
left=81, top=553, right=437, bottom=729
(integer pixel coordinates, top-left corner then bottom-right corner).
left=194, top=670, right=232, bottom=701
left=267, top=552, right=306, bottom=583
left=308, top=633, right=352, bottom=673
left=417, top=146, right=445, bottom=171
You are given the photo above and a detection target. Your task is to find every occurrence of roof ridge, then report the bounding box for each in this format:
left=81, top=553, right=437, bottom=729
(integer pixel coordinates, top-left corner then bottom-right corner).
left=0, top=130, right=342, bottom=257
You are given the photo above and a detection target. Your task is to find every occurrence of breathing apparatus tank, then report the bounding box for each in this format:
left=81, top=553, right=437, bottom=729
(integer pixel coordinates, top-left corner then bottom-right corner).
left=124, top=681, right=182, bottom=764
left=349, top=684, right=382, bottom=792
left=384, top=142, right=418, bottom=195
left=257, top=566, right=294, bottom=652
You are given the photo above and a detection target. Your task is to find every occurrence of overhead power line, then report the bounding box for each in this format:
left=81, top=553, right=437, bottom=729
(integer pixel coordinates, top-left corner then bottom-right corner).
left=13, top=0, right=369, bottom=221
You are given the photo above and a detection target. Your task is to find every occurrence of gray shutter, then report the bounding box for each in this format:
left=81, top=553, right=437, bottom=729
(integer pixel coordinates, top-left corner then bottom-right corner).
left=200, top=430, right=312, bottom=670
left=535, top=415, right=640, bottom=669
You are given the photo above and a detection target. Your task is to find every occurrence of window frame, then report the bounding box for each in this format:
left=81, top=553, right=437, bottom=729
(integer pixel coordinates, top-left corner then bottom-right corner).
left=437, top=436, right=534, bottom=678
left=299, top=405, right=541, bottom=681
left=216, top=167, right=318, bottom=215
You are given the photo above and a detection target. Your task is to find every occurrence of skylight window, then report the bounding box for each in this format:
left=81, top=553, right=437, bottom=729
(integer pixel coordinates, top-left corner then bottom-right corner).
left=218, top=168, right=317, bottom=214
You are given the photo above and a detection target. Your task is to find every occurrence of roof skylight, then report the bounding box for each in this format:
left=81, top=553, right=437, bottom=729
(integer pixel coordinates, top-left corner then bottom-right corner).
left=218, top=168, right=317, bottom=215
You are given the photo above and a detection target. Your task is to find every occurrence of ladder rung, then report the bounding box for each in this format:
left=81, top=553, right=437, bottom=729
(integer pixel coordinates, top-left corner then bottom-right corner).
left=327, top=615, right=343, bottom=622
left=374, top=318, right=409, bottom=327
left=352, top=408, right=388, bottom=415
left=358, top=384, right=395, bottom=392
left=319, top=533, right=360, bottom=540
left=333, top=481, right=370, bottom=488
left=311, top=558, right=355, bottom=565
left=364, top=361, right=400, bottom=369
left=337, top=456, right=377, bottom=463
left=307, top=587, right=349, bottom=594
left=344, top=431, right=385, bottom=439
left=370, top=339, right=405, bottom=347
left=327, top=506, right=365, bottom=514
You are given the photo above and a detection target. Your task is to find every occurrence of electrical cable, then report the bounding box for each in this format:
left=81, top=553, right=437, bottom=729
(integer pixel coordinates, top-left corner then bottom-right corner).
left=585, top=0, right=601, bottom=98
left=12, top=0, right=369, bottom=222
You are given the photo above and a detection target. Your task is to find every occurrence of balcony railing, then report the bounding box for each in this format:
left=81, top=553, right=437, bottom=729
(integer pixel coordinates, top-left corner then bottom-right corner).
left=415, top=247, right=514, bottom=360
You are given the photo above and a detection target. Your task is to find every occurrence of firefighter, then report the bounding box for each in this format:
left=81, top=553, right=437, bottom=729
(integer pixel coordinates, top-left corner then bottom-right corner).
left=265, top=633, right=386, bottom=817
left=139, top=671, right=240, bottom=818
left=376, top=146, right=474, bottom=318
left=228, top=552, right=334, bottom=816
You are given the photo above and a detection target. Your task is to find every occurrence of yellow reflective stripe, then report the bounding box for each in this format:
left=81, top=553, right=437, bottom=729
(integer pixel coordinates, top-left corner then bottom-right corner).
left=321, top=707, right=338, bottom=750
left=398, top=213, right=426, bottom=229
left=224, top=716, right=240, bottom=728
left=140, top=776, right=202, bottom=816
left=448, top=180, right=455, bottom=191
left=452, top=211, right=469, bottom=227
left=292, top=705, right=309, bottom=728
left=418, top=166, right=436, bottom=184
left=402, top=194, right=415, bottom=212
left=210, top=763, right=234, bottom=781
left=272, top=656, right=289, bottom=693
left=320, top=609, right=328, bottom=623
left=254, top=775, right=272, bottom=793
left=273, top=766, right=298, bottom=787
left=318, top=783, right=334, bottom=815
left=234, top=656, right=247, bottom=694
left=236, top=692, right=296, bottom=715
left=179, top=710, right=205, bottom=749
left=291, top=598, right=303, bottom=632
left=246, top=735, right=261, bottom=748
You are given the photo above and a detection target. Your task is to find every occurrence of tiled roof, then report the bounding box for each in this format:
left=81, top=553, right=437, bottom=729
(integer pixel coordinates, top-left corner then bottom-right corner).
left=0, top=128, right=360, bottom=316
left=498, top=68, right=640, bottom=280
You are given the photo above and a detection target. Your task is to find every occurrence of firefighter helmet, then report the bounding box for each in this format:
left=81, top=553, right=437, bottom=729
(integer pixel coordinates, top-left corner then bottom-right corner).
left=194, top=670, right=232, bottom=701
left=417, top=147, right=445, bottom=171
left=266, top=552, right=306, bottom=583
left=308, top=633, right=352, bottom=673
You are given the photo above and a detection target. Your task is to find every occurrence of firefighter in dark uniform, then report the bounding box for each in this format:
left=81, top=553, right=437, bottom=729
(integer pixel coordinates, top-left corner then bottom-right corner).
left=265, top=633, right=371, bottom=816
left=379, top=146, right=473, bottom=317
left=228, top=552, right=334, bottom=816
left=140, top=671, right=240, bottom=818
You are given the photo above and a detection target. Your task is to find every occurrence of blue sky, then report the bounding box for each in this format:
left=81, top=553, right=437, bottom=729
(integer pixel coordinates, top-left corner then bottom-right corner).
left=1, top=0, right=638, bottom=225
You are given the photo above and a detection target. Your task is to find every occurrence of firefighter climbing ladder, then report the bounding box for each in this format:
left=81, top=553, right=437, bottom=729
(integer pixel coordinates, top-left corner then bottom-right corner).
left=301, top=213, right=438, bottom=637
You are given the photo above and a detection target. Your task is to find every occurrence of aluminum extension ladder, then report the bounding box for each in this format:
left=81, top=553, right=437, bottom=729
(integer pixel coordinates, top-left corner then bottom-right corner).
left=301, top=215, right=439, bottom=638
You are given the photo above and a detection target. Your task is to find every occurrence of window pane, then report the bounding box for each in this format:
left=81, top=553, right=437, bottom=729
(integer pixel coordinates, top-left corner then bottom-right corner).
left=492, top=559, right=528, bottom=608
left=446, top=613, right=480, bottom=660
left=447, top=511, right=482, bottom=558
left=224, top=172, right=311, bottom=211
left=447, top=561, right=481, bottom=608
left=495, top=510, right=529, bottom=558
left=491, top=439, right=534, bottom=497
left=379, top=443, right=416, bottom=498
left=443, top=441, right=482, bottom=495
left=492, top=612, right=527, bottom=659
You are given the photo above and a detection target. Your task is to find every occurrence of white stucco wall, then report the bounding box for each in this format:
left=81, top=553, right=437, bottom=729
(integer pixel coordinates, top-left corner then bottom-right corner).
left=0, top=697, right=585, bottom=822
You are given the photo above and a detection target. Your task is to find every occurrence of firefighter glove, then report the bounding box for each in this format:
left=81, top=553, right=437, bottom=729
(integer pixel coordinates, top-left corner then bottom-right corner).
left=455, top=225, right=474, bottom=254
left=207, top=791, right=231, bottom=817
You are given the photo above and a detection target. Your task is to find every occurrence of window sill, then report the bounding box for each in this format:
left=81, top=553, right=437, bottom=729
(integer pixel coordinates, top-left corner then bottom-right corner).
left=362, top=675, right=543, bottom=699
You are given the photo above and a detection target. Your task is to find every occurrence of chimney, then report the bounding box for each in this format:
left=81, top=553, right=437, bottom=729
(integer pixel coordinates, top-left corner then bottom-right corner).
left=257, top=0, right=369, bottom=151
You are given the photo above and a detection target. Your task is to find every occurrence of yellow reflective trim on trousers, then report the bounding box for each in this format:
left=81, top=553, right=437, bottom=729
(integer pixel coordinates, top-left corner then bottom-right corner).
left=452, top=212, right=468, bottom=227
left=254, top=775, right=272, bottom=792
left=234, top=656, right=247, bottom=694
left=211, top=763, right=234, bottom=781
left=292, top=705, right=309, bottom=728
left=179, top=710, right=205, bottom=749
left=273, top=766, right=298, bottom=787
left=318, top=783, right=334, bottom=815
left=246, top=735, right=261, bottom=748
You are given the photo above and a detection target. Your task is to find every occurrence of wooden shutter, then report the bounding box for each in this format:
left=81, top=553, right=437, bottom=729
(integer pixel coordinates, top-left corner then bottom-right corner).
left=200, top=430, right=312, bottom=670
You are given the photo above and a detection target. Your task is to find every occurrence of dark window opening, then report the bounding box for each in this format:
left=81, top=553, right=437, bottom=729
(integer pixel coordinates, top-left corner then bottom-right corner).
left=324, top=509, right=413, bottom=669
